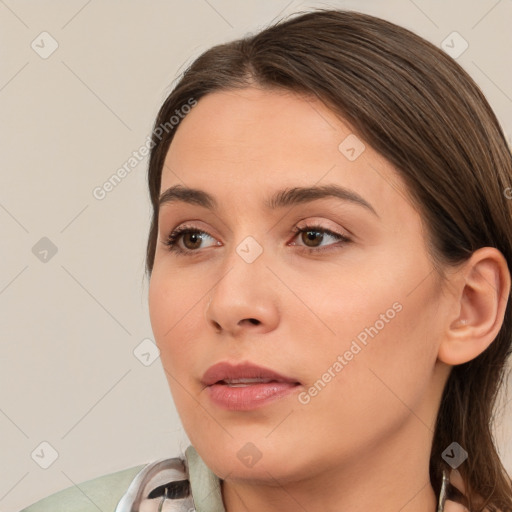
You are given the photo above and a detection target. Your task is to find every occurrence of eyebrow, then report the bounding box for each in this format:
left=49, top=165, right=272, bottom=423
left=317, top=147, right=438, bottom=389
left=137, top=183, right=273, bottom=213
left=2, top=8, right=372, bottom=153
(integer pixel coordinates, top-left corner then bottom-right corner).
left=158, top=183, right=379, bottom=217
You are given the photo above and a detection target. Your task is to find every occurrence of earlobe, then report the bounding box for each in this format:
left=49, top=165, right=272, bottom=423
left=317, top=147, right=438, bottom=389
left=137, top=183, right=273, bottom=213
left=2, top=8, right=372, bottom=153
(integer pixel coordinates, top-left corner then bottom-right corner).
left=437, top=247, right=511, bottom=366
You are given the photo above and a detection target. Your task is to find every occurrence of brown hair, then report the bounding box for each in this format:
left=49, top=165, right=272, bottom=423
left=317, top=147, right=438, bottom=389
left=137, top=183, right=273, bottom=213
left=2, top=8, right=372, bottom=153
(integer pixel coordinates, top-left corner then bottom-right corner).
left=144, top=8, right=512, bottom=511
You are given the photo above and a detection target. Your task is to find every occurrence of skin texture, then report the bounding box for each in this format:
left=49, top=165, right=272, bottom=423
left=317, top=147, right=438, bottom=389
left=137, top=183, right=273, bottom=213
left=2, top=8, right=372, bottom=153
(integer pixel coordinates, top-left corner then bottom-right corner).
left=148, top=86, right=510, bottom=512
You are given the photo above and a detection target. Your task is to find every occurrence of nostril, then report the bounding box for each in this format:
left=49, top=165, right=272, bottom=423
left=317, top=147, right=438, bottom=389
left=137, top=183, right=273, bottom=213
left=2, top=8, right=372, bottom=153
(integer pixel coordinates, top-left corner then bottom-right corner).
left=248, top=318, right=260, bottom=325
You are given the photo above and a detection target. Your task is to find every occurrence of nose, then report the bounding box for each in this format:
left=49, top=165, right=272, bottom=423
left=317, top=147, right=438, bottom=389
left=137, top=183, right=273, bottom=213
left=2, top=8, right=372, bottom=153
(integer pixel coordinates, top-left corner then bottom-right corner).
left=204, top=243, right=280, bottom=337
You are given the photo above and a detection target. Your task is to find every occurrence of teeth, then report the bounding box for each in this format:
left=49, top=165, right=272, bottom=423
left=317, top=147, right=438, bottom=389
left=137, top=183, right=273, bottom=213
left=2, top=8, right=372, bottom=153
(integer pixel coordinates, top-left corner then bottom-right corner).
left=222, top=378, right=275, bottom=386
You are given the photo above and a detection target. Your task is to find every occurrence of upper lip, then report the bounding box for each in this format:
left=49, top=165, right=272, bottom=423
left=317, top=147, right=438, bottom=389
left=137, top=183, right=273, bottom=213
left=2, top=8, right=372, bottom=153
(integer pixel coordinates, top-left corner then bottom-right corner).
left=201, top=361, right=300, bottom=386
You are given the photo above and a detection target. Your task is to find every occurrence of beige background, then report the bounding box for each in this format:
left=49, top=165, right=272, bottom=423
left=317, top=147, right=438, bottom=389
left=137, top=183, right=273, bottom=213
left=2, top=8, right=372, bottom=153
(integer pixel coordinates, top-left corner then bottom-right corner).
left=1, top=1, right=511, bottom=510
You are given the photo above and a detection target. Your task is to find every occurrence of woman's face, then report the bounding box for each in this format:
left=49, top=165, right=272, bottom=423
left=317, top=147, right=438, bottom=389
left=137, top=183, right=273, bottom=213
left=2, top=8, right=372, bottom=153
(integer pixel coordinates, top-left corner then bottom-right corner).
left=148, top=86, right=452, bottom=484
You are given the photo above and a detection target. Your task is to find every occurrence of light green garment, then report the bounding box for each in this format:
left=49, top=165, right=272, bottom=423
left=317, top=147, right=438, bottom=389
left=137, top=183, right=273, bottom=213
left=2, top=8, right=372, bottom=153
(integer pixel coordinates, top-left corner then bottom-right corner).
left=185, top=445, right=225, bottom=512
left=18, top=464, right=147, bottom=512
left=18, top=445, right=226, bottom=512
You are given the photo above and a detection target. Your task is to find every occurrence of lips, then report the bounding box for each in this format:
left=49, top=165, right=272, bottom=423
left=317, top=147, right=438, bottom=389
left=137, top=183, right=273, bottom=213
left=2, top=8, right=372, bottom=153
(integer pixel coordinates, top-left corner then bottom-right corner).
left=201, top=361, right=302, bottom=411
left=201, top=361, right=300, bottom=387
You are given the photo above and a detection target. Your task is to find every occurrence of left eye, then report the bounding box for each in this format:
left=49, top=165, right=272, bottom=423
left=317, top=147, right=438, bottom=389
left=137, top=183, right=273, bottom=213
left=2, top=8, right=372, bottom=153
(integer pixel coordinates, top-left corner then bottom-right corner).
left=161, top=223, right=352, bottom=255
left=290, top=224, right=352, bottom=252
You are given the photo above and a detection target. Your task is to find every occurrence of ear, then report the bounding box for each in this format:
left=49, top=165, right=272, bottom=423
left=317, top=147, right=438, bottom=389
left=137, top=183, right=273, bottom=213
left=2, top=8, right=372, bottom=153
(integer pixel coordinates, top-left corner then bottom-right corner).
left=437, top=247, right=511, bottom=366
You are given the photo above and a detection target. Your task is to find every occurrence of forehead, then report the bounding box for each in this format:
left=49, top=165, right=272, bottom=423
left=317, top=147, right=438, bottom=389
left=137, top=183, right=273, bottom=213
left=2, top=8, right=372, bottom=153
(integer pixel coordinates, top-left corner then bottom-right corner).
left=160, top=87, right=415, bottom=225
left=166, top=87, right=348, bottom=166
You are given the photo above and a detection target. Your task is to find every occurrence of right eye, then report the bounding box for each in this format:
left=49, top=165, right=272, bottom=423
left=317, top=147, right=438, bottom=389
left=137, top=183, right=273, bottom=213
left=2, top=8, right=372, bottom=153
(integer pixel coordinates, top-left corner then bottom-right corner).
left=161, top=225, right=220, bottom=255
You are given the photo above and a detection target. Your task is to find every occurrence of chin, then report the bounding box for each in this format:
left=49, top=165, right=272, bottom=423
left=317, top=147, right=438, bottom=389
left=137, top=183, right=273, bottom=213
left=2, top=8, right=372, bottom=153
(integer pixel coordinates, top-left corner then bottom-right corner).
left=191, top=433, right=317, bottom=484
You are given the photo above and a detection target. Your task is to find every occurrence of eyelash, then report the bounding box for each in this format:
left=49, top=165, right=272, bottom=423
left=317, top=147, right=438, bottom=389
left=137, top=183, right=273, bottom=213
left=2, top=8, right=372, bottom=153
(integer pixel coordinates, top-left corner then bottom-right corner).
left=161, top=223, right=352, bottom=256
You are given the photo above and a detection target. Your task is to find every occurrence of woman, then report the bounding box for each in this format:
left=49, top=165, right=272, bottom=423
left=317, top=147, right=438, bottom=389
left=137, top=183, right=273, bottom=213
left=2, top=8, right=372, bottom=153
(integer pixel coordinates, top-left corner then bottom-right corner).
left=128, top=7, right=512, bottom=511
left=21, top=7, right=512, bottom=512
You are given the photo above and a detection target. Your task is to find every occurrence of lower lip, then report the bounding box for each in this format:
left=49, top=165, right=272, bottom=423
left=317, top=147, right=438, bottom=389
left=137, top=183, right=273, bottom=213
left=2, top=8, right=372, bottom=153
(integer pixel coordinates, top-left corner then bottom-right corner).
left=205, top=382, right=301, bottom=411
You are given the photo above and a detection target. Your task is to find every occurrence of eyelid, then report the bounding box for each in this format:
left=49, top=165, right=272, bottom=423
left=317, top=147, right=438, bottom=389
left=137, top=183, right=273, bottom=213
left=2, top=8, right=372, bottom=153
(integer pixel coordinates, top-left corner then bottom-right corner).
left=294, top=217, right=352, bottom=237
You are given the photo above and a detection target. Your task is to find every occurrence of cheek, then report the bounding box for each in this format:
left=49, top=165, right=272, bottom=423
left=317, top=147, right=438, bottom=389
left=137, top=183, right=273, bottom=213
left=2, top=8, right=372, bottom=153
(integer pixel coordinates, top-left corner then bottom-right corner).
left=149, top=265, right=200, bottom=338
left=148, top=273, right=174, bottom=344
left=148, top=269, right=200, bottom=372
left=289, top=302, right=437, bottom=460
left=148, top=275, right=202, bottom=420
left=302, top=255, right=439, bottom=410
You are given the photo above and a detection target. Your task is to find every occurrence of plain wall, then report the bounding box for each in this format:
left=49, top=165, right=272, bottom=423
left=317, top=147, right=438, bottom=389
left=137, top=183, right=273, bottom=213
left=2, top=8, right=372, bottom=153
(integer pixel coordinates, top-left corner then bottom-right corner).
left=1, top=1, right=511, bottom=510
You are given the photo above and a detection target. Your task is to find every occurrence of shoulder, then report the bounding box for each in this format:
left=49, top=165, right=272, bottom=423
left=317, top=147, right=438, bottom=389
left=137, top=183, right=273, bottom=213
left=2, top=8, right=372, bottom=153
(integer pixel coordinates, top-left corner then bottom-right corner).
left=18, top=450, right=210, bottom=512
left=18, top=463, right=147, bottom=512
